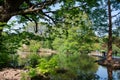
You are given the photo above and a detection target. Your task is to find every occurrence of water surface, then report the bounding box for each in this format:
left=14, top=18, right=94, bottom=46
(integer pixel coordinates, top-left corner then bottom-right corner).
left=96, top=65, right=120, bottom=80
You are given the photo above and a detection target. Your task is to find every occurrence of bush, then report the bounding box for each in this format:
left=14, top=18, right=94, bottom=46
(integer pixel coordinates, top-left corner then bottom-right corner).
left=33, top=53, right=98, bottom=79
left=28, top=40, right=41, bottom=52
left=18, top=53, right=40, bottom=68
left=0, top=53, right=10, bottom=68
left=36, top=55, right=58, bottom=74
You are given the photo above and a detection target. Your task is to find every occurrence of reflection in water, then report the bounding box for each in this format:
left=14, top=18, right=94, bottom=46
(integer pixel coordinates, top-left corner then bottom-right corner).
left=50, top=54, right=99, bottom=80
left=96, top=65, right=120, bottom=80
left=96, top=66, right=108, bottom=79
left=107, top=66, right=113, bottom=80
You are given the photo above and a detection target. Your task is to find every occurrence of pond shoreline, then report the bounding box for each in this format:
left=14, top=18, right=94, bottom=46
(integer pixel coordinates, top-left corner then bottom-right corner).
left=97, top=57, right=120, bottom=69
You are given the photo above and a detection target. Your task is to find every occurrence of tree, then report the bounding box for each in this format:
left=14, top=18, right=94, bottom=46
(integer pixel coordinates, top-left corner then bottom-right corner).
left=52, top=8, right=97, bottom=54
left=0, top=0, right=59, bottom=55
left=0, top=0, right=99, bottom=46
left=105, top=0, right=120, bottom=62
left=90, top=0, right=120, bottom=63
left=107, top=0, right=112, bottom=62
left=0, top=0, right=98, bottom=47
left=0, top=0, right=57, bottom=35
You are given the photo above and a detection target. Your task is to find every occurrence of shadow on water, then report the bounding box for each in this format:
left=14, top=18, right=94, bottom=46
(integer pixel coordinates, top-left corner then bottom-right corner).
left=96, top=65, right=120, bottom=80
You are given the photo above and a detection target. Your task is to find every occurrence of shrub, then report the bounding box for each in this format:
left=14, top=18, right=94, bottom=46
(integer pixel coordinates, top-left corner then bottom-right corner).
left=18, top=53, right=40, bottom=68
left=34, top=53, right=97, bottom=78
left=0, top=53, right=10, bottom=68
left=28, top=40, right=41, bottom=52
left=37, top=55, right=58, bottom=74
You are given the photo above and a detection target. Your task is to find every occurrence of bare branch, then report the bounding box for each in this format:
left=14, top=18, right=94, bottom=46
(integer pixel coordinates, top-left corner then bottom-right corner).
left=112, top=11, right=120, bottom=18
left=41, top=11, right=56, bottom=24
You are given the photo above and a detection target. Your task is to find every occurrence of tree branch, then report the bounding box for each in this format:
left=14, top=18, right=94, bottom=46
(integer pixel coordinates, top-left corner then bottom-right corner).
left=31, top=0, right=56, bottom=9
left=41, top=11, right=56, bottom=24
left=0, top=0, right=57, bottom=22
left=22, top=15, right=38, bottom=33
left=112, top=11, right=120, bottom=17
left=16, top=0, right=57, bottom=15
left=22, top=15, right=33, bottom=22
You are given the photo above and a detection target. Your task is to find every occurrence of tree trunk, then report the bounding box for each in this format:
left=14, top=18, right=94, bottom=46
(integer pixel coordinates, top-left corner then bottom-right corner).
left=107, top=0, right=112, bottom=61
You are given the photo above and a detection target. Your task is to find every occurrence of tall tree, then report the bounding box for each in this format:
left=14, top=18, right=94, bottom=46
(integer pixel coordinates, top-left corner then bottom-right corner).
left=106, top=0, right=120, bottom=62
left=90, top=0, right=120, bottom=63
left=107, top=0, right=112, bottom=62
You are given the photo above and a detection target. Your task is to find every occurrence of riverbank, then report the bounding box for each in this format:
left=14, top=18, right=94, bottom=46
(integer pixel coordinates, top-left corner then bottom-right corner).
left=97, top=58, right=120, bottom=69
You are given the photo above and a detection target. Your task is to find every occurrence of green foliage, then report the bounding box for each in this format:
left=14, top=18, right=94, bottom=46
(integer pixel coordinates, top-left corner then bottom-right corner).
left=18, top=53, right=40, bottom=68
left=51, top=9, right=97, bottom=54
left=0, top=22, right=6, bottom=27
left=0, top=32, right=22, bottom=67
left=37, top=55, right=58, bottom=74
left=28, top=40, right=41, bottom=52
left=21, top=72, right=30, bottom=80
left=29, top=53, right=98, bottom=79
left=0, top=29, right=42, bottom=67
left=9, top=54, right=19, bottom=67
left=52, top=26, right=96, bottom=54
left=2, top=0, right=120, bottom=79
left=41, top=39, right=53, bottom=49
left=27, top=53, right=40, bottom=67
left=113, top=44, right=120, bottom=54
left=0, top=53, right=10, bottom=68
left=28, top=68, right=38, bottom=78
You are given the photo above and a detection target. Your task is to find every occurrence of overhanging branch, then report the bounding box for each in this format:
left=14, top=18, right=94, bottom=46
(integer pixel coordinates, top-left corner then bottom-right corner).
left=41, top=11, right=56, bottom=24
left=16, top=0, right=56, bottom=15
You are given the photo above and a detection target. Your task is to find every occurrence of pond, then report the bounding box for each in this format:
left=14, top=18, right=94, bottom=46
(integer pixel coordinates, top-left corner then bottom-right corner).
left=96, top=65, right=120, bottom=80
left=49, top=55, right=120, bottom=80
left=16, top=53, right=120, bottom=80
left=50, top=64, right=120, bottom=80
